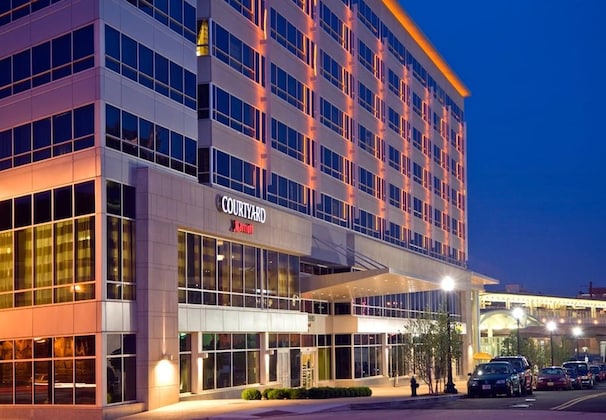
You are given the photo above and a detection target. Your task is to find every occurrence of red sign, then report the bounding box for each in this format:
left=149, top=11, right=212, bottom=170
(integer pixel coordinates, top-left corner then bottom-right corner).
left=232, top=220, right=254, bottom=234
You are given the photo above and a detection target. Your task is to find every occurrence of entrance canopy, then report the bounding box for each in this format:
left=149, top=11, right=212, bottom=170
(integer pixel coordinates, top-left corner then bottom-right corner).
left=300, top=268, right=441, bottom=302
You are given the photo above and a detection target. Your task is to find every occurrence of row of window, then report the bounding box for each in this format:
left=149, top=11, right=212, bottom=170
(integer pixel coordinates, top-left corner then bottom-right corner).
left=105, top=25, right=196, bottom=110
left=0, top=25, right=94, bottom=100
left=0, top=104, right=94, bottom=172
left=124, top=0, right=196, bottom=43
left=105, top=104, right=197, bottom=177
left=0, top=0, right=64, bottom=28
left=351, top=0, right=465, bottom=121
left=0, top=335, right=95, bottom=405
left=202, top=148, right=466, bottom=266
left=178, top=231, right=300, bottom=310
left=219, top=0, right=465, bottom=123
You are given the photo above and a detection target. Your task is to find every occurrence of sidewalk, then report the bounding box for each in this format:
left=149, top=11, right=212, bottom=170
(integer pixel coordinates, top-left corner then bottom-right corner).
left=120, top=379, right=468, bottom=420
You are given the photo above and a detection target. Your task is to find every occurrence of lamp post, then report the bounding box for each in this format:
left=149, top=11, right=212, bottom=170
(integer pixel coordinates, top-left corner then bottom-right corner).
left=572, top=326, right=582, bottom=360
left=441, top=276, right=457, bottom=394
left=512, top=307, right=524, bottom=355
left=546, top=321, right=557, bottom=366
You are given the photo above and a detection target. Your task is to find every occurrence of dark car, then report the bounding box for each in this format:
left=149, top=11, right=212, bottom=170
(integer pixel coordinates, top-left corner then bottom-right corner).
left=467, top=361, right=522, bottom=398
left=490, top=356, right=533, bottom=395
left=562, top=361, right=594, bottom=389
left=535, top=366, right=572, bottom=390
left=564, top=367, right=583, bottom=389
left=589, top=365, right=602, bottom=382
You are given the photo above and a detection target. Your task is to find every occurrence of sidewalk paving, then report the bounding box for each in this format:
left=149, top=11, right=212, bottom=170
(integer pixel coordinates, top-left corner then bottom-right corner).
left=120, top=379, right=469, bottom=420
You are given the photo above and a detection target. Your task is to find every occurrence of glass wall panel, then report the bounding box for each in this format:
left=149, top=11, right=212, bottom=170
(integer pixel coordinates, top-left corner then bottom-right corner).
left=54, top=221, right=73, bottom=302
left=34, top=225, right=53, bottom=294
left=15, top=361, right=32, bottom=404
left=14, top=228, right=32, bottom=291
left=217, top=240, right=230, bottom=306
left=75, top=216, right=94, bottom=283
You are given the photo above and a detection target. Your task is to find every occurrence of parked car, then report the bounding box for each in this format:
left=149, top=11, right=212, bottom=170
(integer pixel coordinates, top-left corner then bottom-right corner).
left=467, top=361, right=522, bottom=398
left=490, top=356, right=533, bottom=395
left=535, top=366, right=572, bottom=390
left=600, top=364, right=606, bottom=381
left=562, top=361, right=594, bottom=389
left=589, top=365, right=602, bottom=382
left=563, top=366, right=583, bottom=389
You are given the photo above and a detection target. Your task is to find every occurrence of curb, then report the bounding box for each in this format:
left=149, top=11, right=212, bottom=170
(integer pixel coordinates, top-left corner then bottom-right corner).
left=350, top=393, right=465, bottom=410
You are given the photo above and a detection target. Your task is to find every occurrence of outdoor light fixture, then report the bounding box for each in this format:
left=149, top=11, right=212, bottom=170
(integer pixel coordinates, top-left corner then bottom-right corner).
left=572, top=326, right=582, bottom=360
left=512, top=307, right=524, bottom=355
left=441, top=276, right=457, bottom=394
left=546, top=320, right=557, bottom=365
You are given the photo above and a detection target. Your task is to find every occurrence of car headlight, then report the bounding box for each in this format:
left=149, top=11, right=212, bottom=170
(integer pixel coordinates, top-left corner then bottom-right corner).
left=496, top=379, right=506, bottom=384
left=469, top=380, right=478, bottom=386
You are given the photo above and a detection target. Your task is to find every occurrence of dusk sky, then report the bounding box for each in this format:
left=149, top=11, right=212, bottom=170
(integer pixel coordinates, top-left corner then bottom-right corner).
left=400, top=0, right=606, bottom=297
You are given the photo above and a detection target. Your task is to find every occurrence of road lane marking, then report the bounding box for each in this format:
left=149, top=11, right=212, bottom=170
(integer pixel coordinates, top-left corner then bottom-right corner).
left=551, top=392, right=606, bottom=410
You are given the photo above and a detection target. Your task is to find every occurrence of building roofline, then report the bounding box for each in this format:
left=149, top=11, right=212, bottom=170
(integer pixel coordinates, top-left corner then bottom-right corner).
left=383, top=0, right=471, bottom=98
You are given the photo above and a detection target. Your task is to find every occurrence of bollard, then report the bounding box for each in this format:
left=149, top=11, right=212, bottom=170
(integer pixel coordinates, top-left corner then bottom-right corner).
left=410, top=376, right=419, bottom=397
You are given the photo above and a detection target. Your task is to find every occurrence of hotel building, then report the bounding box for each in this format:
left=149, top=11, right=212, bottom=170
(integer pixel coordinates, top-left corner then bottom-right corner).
left=0, top=0, right=492, bottom=417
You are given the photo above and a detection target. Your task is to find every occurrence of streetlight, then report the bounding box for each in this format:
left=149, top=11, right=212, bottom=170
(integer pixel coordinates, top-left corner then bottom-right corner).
left=512, top=307, right=524, bottom=355
left=572, top=326, right=582, bottom=360
left=441, top=276, right=457, bottom=394
left=546, top=321, right=557, bottom=366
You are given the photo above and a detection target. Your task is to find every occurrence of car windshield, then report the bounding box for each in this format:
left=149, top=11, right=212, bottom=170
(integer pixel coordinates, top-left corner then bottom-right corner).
left=540, top=368, right=563, bottom=375
left=476, top=364, right=509, bottom=375
left=564, top=363, right=587, bottom=374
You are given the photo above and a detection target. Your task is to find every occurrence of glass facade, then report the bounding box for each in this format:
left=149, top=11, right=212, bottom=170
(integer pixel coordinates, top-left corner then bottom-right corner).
left=0, top=104, right=95, bottom=172
left=0, top=25, right=94, bottom=100
left=0, top=181, right=95, bottom=309
left=201, top=333, right=260, bottom=390
left=0, top=335, right=96, bottom=405
left=178, top=231, right=300, bottom=310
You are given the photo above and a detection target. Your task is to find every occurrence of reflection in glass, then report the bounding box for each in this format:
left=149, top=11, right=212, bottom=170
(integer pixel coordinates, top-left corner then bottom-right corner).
left=75, top=359, right=95, bottom=404
left=0, top=362, right=13, bottom=404
left=54, top=359, right=74, bottom=404
left=15, top=361, right=32, bottom=404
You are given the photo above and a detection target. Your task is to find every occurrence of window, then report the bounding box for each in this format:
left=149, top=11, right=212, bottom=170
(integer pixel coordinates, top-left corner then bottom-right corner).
left=106, top=334, right=136, bottom=404
left=270, top=64, right=314, bottom=116
left=0, top=182, right=95, bottom=309
left=270, top=9, right=314, bottom=67
left=271, top=118, right=314, bottom=165
left=211, top=22, right=264, bottom=84
left=106, top=181, right=135, bottom=300
left=358, top=40, right=382, bottom=80
left=0, top=24, right=94, bottom=100
left=388, top=145, right=400, bottom=172
left=105, top=104, right=196, bottom=176
left=320, top=98, right=351, bottom=140
left=320, top=50, right=351, bottom=96
left=319, top=3, right=351, bottom=52
left=212, top=87, right=266, bottom=142
left=213, top=149, right=261, bottom=198
left=358, top=124, right=382, bottom=159
left=104, top=25, right=196, bottom=110
left=320, top=146, right=351, bottom=184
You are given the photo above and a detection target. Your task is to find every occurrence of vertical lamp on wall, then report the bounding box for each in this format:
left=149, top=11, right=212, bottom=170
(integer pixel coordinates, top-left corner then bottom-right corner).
left=572, top=326, right=582, bottom=360
left=441, top=276, right=457, bottom=394
left=546, top=320, right=557, bottom=366
left=512, top=307, right=524, bottom=355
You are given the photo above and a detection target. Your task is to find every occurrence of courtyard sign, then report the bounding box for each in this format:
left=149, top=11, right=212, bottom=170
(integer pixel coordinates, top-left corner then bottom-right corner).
left=217, top=194, right=266, bottom=224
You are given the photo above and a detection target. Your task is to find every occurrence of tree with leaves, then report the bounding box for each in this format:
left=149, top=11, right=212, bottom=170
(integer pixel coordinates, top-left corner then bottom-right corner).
left=402, top=308, right=462, bottom=394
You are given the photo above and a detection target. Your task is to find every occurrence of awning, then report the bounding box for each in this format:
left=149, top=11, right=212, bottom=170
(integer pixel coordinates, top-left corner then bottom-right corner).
left=300, top=268, right=441, bottom=302
left=473, top=352, right=493, bottom=361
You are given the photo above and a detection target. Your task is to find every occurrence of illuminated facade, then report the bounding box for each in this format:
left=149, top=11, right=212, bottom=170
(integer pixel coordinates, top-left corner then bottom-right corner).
left=0, top=0, right=486, bottom=417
